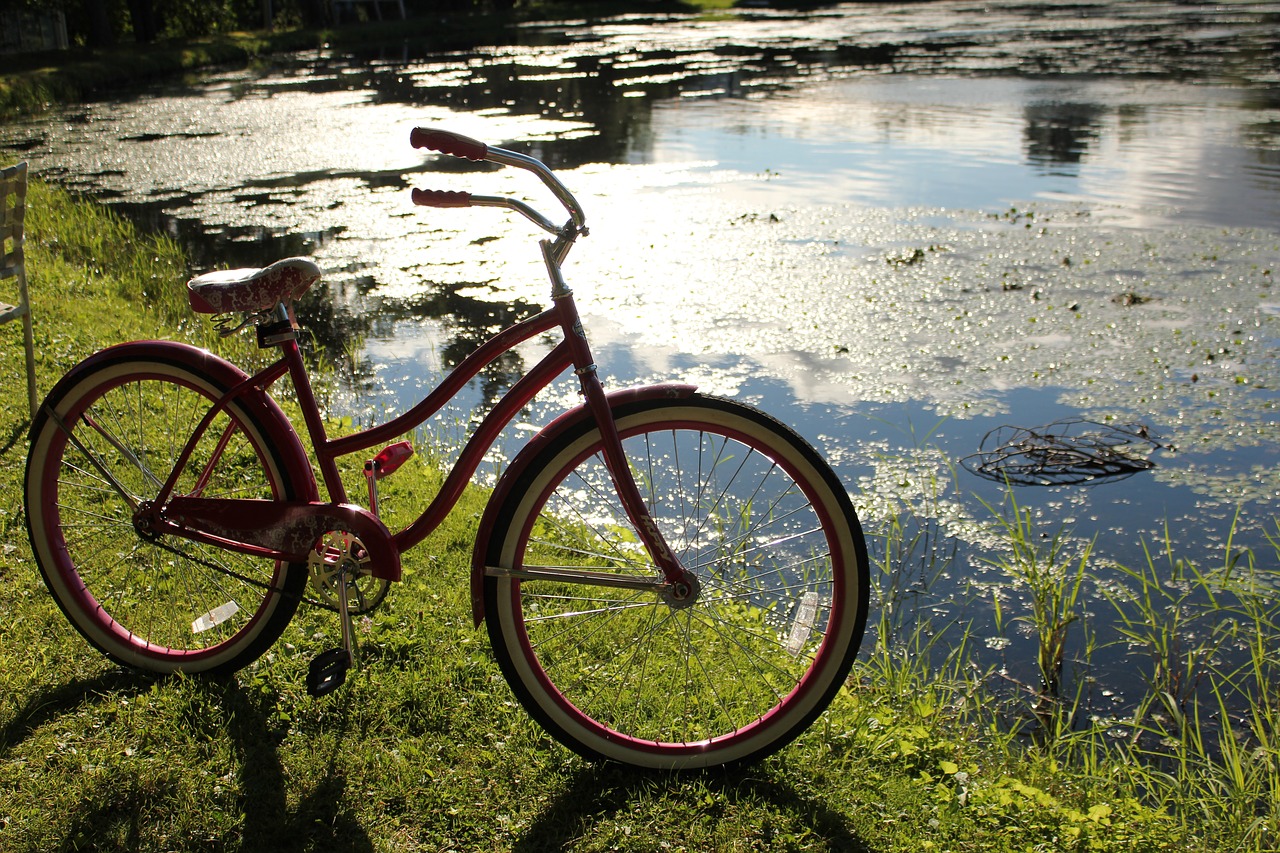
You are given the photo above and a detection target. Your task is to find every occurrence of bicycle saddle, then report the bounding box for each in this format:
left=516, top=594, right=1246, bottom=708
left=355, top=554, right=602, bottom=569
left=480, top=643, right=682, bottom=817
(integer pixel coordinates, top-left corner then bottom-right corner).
left=187, top=257, right=321, bottom=315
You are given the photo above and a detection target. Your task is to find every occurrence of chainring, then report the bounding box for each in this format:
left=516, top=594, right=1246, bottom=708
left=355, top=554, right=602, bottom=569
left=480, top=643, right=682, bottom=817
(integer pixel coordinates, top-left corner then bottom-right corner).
left=307, top=530, right=391, bottom=614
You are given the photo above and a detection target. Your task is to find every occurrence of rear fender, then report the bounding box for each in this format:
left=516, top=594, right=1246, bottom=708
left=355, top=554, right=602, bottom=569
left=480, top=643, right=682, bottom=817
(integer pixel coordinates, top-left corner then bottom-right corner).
left=42, top=340, right=319, bottom=504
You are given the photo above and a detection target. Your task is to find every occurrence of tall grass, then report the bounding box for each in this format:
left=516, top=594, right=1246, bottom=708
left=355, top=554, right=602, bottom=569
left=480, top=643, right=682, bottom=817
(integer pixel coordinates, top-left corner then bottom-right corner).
left=20, top=180, right=232, bottom=356
left=26, top=181, right=188, bottom=312
left=1083, top=523, right=1280, bottom=842
left=856, top=439, right=1279, bottom=850
left=980, top=490, right=1091, bottom=707
left=996, top=509, right=1277, bottom=847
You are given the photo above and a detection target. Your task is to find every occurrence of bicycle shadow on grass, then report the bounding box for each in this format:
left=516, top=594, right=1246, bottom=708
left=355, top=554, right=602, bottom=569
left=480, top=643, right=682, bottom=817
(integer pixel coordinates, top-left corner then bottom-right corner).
left=205, top=677, right=375, bottom=853
left=0, top=668, right=180, bottom=850
left=0, top=667, right=152, bottom=758
left=0, top=417, right=29, bottom=459
left=1, top=668, right=372, bottom=853
left=513, top=762, right=872, bottom=852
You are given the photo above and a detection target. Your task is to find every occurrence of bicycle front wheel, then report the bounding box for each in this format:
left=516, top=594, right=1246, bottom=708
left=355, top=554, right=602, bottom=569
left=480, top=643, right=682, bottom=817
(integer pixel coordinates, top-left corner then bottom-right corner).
left=25, top=346, right=310, bottom=675
left=483, top=395, right=868, bottom=769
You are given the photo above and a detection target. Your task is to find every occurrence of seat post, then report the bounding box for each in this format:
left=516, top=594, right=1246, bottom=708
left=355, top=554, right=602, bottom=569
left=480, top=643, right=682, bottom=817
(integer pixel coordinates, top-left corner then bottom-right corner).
left=0, top=161, right=36, bottom=419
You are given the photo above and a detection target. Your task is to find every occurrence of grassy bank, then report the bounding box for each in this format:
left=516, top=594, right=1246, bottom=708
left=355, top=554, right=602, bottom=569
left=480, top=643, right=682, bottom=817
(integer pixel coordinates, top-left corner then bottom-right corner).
left=1, top=30, right=301, bottom=120
left=0, top=183, right=1276, bottom=851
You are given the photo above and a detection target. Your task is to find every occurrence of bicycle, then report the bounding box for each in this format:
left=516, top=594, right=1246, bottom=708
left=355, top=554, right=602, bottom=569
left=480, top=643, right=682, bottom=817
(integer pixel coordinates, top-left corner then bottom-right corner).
left=24, top=129, right=869, bottom=770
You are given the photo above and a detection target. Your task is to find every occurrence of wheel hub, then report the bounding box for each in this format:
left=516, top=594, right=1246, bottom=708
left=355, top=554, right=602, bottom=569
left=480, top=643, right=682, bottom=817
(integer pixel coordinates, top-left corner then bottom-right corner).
left=658, top=570, right=702, bottom=610
left=131, top=500, right=162, bottom=541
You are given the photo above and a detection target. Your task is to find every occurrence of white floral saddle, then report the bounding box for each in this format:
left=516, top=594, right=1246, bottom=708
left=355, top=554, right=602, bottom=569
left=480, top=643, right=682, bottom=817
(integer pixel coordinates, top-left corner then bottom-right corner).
left=187, top=257, right=321, bottom=315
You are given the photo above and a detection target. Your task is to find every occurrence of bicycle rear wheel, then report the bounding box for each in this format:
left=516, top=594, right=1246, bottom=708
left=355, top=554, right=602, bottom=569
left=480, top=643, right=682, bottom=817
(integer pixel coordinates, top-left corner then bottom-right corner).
left=483, top=395, right=868, bottom=769
left=25, top=346, right=310, bottom=675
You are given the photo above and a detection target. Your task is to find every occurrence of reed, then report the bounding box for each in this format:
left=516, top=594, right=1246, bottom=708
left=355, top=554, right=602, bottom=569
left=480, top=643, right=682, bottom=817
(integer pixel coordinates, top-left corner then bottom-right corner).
left=861, top=443, right=1277, bottom=848
left=1091, top=524, right=1279, bottom=843
left=979, top=490, right=1090, bottom=704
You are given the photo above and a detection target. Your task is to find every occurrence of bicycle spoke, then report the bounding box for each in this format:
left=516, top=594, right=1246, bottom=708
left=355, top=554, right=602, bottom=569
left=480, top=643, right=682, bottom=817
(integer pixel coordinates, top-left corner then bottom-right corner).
left=487, top=395, right=866, bottom=768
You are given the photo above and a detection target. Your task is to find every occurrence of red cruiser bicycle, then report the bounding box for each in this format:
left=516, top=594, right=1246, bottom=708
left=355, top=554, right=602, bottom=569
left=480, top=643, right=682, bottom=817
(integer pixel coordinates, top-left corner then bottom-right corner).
left=24, top=129, right=869, bottom=770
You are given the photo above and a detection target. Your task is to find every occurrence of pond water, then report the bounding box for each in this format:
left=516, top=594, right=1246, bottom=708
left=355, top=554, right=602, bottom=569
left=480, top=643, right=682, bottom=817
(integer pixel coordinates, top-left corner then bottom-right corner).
left=4, top=0, right=1280, bottom=713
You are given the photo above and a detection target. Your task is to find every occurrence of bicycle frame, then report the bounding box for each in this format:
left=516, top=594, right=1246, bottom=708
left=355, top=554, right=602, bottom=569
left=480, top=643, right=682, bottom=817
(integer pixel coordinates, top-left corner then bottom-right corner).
left=288, top=283, right=585, bottom=555
left=144, top=134, right=695, bottom=608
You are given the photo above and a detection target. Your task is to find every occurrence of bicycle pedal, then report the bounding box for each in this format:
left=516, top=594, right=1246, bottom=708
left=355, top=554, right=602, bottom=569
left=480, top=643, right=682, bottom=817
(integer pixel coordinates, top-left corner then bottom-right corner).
left=306, top=648, right=351, bottom=697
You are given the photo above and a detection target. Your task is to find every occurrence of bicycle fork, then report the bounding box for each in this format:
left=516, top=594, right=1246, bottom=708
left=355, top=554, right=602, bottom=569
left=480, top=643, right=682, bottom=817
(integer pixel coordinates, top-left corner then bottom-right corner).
left=541, top=242, right=700, bottom=606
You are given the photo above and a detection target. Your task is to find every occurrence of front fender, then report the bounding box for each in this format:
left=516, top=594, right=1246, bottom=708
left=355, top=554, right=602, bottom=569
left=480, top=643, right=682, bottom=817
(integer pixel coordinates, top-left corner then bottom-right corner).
left=470, top=383, right=697, bottom=627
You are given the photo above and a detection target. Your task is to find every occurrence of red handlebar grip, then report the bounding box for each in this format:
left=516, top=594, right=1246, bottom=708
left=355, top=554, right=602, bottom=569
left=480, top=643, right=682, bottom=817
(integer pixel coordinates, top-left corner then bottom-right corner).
left=409, top=128, right=488, bottom=161
left=412, top=188, right=473, bottom=208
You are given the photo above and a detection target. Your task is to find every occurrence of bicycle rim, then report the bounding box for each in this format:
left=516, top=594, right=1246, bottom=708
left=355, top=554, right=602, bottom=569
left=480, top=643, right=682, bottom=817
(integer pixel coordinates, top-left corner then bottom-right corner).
left=484, top=396, right=868, bottom=769
left=26, top=354, right=305, bottom=674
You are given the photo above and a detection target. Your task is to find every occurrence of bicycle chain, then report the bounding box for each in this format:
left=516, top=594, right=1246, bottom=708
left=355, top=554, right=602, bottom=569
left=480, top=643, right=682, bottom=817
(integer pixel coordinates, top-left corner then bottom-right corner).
left=146, top=536, right=331, bottom=610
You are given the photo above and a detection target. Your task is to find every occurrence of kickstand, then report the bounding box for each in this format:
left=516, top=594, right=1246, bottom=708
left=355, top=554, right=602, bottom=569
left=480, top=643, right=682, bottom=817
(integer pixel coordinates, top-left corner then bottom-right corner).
left=306, top=566, right=358, bottom=698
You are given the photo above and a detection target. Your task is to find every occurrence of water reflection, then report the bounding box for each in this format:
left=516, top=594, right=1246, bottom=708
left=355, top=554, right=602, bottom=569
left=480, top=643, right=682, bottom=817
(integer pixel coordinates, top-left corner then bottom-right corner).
left=1022, top=102, right=1104, bottom=172
left=376, top=280, right=540, bottom=406
left=2, top=1, right=1280, bottom=708
left=1, top=2, right=1275, bottom=474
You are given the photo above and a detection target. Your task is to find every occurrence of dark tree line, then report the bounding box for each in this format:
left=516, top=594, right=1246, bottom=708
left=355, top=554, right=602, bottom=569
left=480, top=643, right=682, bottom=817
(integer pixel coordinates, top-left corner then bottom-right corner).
left=9, top=0, right=513, bottom=48
left=11, top=0, right=318, bottom=46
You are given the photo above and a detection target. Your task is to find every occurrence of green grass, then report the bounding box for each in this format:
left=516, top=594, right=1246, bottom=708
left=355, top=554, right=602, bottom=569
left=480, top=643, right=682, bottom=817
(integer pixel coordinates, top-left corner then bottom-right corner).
left=979, top=489, right=1090, bottom=700
left=1, top=182, right=1276, bottom=850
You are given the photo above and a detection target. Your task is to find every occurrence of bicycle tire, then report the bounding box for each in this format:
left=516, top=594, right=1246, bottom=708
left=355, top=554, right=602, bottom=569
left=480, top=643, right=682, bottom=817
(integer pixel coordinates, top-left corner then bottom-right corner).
left=483, top=394, right=868, bottom=769
left=25, top=345, right=311, bottom=675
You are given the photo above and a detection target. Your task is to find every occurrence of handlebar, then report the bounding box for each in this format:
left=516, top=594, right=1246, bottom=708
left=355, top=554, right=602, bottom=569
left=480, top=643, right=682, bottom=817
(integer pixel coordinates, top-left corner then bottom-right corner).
left=410, top=127, right=587, bottom=236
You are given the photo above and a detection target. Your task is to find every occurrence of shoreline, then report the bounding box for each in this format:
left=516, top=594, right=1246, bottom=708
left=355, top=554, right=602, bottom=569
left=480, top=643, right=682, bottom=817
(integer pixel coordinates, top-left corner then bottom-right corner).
left=1, top=1, right=751, bottom=120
